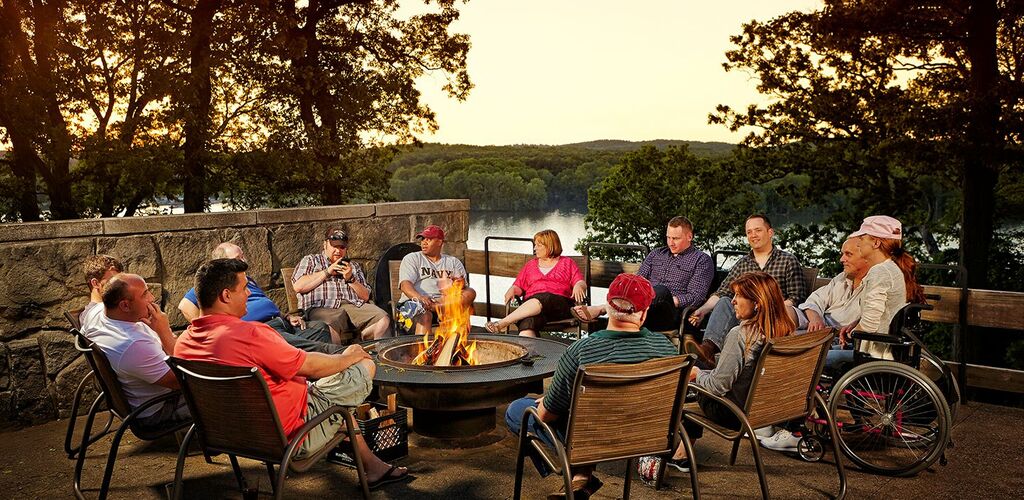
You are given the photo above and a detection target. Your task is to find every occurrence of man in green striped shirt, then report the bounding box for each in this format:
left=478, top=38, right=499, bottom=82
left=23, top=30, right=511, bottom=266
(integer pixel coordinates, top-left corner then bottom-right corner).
left=505, top=274, right=677, bottom=499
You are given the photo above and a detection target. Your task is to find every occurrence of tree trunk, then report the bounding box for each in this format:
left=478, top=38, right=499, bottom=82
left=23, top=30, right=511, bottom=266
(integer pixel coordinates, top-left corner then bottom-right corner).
left=181, top=0, right=220, bottom=213
left=961, top=0, right=1000, bottom=289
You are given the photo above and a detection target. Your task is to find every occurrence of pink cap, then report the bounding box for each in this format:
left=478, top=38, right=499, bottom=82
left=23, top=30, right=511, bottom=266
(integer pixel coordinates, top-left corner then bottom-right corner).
left=416, top=225, right=445, bottom=240
left=850, top=215, right=902, bottom=240
left=607, top=273, right=655, bottom=313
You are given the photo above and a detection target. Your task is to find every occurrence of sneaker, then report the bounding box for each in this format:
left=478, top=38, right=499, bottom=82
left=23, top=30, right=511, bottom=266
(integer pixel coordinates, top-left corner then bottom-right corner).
left=753, top=426, right=774, bottom=438
left=665, top=457, right=692, bottom=473
left=760, top=429, right=801, bottom=451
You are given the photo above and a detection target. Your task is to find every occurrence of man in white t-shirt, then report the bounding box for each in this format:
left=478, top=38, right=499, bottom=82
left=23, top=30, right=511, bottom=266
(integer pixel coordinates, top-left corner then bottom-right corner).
left=79, top=254, right=124, bottom=332
left=398, top=225, right=476, bottom=335
left=82, top=273, right=188, bottom=429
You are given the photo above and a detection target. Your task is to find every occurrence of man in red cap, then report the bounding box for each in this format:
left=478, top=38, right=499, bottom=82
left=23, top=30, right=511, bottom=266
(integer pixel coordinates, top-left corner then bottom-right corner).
left=397, top=224, right=477, bottom=335
left=504, top=273, right=677, bottom=499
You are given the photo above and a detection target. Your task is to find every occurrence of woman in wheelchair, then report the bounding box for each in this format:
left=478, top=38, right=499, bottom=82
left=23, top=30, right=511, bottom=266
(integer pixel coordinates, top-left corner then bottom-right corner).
left=829, top=215, right=926, bottom=370
left=485, top=229, right=586, bottom=337
left=666, top=271, right=796, bottom=471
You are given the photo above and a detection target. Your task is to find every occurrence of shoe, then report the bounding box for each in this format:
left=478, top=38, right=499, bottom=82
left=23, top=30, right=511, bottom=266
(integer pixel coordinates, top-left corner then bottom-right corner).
left=753, top=426, right=774, bottom=438
left=760, top=429, right=801, bottom=451
left=546, top=475, right=603, bottom=500
left=367, top=465, right=411, bottom=490
left=684, top=339, right=718, bottom=369
left=665, top=457, right=692, bottom=473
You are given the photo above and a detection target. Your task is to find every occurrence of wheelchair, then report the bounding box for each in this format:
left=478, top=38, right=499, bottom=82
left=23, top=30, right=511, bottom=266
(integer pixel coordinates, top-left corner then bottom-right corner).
left=800, top=301, right=960, bottom=477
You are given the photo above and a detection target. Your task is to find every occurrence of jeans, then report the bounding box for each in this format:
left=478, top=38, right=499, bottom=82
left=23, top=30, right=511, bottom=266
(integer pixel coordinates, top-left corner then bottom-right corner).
left=505, top=397, right=565, bottom=477
left=265, top=317, right=343, bottom=354
left=825, top=343, right=855, bottom=374
left=703, top=299, right=739, bottom=349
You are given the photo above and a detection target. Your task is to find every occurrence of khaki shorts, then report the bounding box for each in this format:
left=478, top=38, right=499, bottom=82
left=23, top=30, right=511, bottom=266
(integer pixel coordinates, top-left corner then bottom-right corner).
left=308, top=302, right=389, bottom=341
left=296, top=361, right=374, bottom=458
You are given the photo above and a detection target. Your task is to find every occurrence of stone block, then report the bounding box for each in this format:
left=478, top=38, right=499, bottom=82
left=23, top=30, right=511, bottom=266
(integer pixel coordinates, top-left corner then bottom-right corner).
left=410, top=211, right=470, bottom=243
left=155, top=230, right=223, bottom=326
left=341, top=217, right=413, bottom=261
left=96, top=235, right=160, bottom=280
left=0, top=391, right=12, bottom=425
left=0, top=219, right=103, bottom=243
left=14, top=386, right=55, bottom=424
left=374, top=199, right=469, bottom=217
left=38, top=330, right=77, bottom=377
left=102, top=211, right=257, bottom=235
left=265, top=287, right=290, bottom=315
left=0, top=239, right=95, bottom=337
left=256, top=204, right=375, bottom=225
left=444, top=241, right=468, bottom=262
left=269, top=223, right=319, bottom=271
left=221, top=227, right=273, bottom=288
left=53, top=356, right=96, bottom=419
left=9, top=338, right=46, bottom=395
left=0, top=343, right=8, bottom=390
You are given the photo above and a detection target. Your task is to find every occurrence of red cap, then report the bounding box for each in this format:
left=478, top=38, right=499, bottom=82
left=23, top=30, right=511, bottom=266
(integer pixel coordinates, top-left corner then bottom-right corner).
left=416, top=225, right=445, bottom=240
left=606, top=273, right=655, bottom=313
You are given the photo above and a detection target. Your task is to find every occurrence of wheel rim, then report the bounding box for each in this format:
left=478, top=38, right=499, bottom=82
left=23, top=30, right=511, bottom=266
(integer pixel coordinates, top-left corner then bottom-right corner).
left=828, top=362, right=950, bottom=476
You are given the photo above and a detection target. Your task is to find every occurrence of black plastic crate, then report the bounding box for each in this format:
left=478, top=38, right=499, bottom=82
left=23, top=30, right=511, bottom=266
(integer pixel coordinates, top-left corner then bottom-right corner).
left=328, top=402, right=408, bottom=466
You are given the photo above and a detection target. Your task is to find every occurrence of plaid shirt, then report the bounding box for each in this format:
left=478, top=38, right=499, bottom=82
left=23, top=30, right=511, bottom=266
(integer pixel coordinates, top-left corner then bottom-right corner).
left=637, top=246, right=715, bottom=309
left=292, top=253, right=370, bottom=310
left=715, top=247, right=807, bottom=303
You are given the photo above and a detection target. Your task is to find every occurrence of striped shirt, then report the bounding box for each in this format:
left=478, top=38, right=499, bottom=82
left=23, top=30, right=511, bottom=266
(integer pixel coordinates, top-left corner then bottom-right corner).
left=714, top=247, right=807, bottom=303
left=543, top=328, right=678, bottom=417
left=292, top=253, right=370, bottom=310
left=637, top=246, right=715, bottom=309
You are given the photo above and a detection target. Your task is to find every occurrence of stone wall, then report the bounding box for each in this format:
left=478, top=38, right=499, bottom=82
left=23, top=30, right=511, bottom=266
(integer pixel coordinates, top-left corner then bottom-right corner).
left=0, top=199, right=469, bottom=428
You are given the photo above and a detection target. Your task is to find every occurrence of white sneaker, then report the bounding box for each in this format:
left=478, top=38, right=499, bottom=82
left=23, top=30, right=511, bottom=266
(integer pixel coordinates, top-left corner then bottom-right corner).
left=753, top=426, right=774, bottom=438
left=760, top=429, right=801, bottom=451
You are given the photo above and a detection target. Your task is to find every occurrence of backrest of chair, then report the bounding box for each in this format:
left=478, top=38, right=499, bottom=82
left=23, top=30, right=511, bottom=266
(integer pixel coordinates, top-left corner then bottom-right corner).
left=167, top=357, right=289, bottom=460
left=802, top=267, right=819, bottom=294
left=743, top=328, right=834, bottom=429
left=565, top=355, right=694, bottom=465
left=64, top=309, right=83, bottom=331
left=74, top=330, right=136, bottom=419
left=389, top=261, right=403, bottom=311
left=281, top=267, right=299, bottom=314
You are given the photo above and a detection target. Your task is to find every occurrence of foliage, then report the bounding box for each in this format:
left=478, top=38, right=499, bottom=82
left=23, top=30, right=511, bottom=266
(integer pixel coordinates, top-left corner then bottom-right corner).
left=581, top=145, right=757, bottom=259
left=391, top=158, right=552, bottom=211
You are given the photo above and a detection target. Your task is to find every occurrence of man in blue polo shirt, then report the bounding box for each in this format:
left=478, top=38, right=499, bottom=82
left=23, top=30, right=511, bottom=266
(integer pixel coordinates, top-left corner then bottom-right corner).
left=177, top=242, right=342, bottom=354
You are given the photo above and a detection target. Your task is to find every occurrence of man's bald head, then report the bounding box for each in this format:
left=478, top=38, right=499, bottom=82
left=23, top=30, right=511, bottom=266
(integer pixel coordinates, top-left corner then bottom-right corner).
left=211, top=242, right=245, bottom=261
left=101, top=274, right=143, bottom=309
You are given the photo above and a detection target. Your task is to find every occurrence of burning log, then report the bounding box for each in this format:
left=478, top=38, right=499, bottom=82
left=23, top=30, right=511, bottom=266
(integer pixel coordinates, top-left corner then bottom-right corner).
left=434, top=331, right=462, bottom=367
left=413, top=335, right=446, bottom=365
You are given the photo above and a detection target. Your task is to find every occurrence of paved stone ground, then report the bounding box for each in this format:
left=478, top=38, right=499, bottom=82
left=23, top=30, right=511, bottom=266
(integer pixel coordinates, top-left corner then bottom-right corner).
left=1, top=400, right=1022, bottom=499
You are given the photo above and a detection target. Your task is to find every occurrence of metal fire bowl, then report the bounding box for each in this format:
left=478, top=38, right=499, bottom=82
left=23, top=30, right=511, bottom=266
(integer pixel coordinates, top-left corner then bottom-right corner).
left=366, top=334, right=567, bottom=441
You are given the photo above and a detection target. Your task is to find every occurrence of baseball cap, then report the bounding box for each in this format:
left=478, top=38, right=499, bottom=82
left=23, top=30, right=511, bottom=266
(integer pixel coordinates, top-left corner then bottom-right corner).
left=849, top=215, right=902, bottom=240
left=606, top=273, right=655, bottom=313
left=416, top=225, right=445, bottom=240
left=325, top=228, right=349, bottom=247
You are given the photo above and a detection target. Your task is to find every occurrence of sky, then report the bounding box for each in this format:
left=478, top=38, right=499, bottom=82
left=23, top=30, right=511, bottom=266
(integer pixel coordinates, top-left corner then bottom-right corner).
left=412, top=0, right=821, bottom=146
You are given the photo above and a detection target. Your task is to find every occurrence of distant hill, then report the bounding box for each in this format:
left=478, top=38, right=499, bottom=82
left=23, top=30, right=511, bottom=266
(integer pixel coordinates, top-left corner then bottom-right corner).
left=561, top=139, right=735, bottom=156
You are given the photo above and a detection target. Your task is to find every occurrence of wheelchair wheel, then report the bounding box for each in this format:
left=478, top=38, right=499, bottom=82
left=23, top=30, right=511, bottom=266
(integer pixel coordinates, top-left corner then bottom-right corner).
left=828, top=361, right=951, bottom=476
left=797, top=435, right=825, bottom=462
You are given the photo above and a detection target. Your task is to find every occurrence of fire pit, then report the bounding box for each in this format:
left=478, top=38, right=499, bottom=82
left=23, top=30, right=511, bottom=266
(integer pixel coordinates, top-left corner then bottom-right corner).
left=368, top=334, right=567, bottom=441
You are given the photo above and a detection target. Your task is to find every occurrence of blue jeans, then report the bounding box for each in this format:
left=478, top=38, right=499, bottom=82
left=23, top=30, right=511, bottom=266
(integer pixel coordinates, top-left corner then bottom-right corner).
left=505, top=397, right=565, bottom=477
left=825, top=343, right=855, bottom=373
left=703, top=299, right=739, bottom=349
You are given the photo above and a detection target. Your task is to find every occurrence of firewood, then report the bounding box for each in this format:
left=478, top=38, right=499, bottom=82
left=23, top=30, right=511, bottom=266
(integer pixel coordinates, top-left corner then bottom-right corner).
left=413, top=335, right=445, bottom=365
left=356, top=403, right=371, bottom=420
left=387, top=393, right=397, bottom=414
left=368, top=407, right=380, bottom=420
left=434, top=332, right=462, bottom=367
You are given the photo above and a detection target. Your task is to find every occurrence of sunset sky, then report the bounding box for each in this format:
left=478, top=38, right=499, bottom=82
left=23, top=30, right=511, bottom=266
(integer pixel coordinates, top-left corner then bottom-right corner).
left=412, top=0, right=821, bottom=146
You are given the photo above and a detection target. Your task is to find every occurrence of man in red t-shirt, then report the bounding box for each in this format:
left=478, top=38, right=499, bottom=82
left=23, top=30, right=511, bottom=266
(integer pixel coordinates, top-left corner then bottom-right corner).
left=174, top=259, right=409, bottom=489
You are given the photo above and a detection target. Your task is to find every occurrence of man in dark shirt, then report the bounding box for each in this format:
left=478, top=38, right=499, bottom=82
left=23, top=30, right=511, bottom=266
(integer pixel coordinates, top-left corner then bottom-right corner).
left=505, top=273, right=677, bottom=499
left=687, top=214, right=806, bottom=367
left=572, top=216, right=714, bottom=331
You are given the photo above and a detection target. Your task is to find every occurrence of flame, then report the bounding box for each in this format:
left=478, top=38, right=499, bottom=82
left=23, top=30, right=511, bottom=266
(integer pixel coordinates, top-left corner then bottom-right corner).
left=413, top=279, right=478, bottom=366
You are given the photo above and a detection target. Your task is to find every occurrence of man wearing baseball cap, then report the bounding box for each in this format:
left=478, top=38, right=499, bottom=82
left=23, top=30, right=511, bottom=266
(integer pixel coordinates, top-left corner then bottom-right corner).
left=291, top=227, right=391, bottom=342
left=504, top=273, right=677, bottom=499
left=397, top=224, right=477, bottom=335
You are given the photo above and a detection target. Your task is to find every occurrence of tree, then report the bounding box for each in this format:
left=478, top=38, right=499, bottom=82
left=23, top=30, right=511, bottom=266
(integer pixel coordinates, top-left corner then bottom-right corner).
left=712, top=0, right=1023, bottom=288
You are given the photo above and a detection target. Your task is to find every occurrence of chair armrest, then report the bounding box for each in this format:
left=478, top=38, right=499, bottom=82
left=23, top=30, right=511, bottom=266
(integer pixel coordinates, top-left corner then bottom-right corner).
left=282, top=404, right=352, bottom=463
left=520, top=405, right=568, bottom=473
left=681, top=385, right=752, bottom=439
left=850, top=331, right=910, bottom=344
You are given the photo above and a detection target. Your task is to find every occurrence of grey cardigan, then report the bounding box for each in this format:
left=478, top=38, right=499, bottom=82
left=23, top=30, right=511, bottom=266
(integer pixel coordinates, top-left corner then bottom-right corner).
left=695, top=322, right=764, bottom=407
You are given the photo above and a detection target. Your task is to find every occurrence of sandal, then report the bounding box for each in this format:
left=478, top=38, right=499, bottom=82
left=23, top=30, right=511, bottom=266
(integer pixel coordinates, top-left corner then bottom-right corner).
left=367, top=465, right=411, bottom=490
left=485, top=321, right=503, bottom=333
left=570, top=305, right=598, bottom=324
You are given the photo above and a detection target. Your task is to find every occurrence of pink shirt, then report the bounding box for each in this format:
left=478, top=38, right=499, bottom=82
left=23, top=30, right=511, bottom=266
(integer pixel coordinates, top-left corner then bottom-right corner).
left=512, top=256, right=584, bottom=299
left=174, top=314, right=309, bottom=439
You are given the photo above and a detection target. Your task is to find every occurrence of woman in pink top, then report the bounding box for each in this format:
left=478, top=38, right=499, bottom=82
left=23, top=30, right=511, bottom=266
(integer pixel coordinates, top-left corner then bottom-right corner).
left=485, top=230, right=586, bottom=337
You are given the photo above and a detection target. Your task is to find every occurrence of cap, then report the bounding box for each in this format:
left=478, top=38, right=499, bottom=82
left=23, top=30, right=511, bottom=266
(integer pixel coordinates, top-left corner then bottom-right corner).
left=606, top=273, right=655, bottom=314
left=416, top=225, right=445, bottom=240
left=325, top=228, right=349, bottom=247
left=849, top=215, right=902, bottom=240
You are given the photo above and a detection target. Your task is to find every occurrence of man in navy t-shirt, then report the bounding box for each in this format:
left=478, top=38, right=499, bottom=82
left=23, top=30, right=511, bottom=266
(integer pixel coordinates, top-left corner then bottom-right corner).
left=177, top=242, right=343, bottom=354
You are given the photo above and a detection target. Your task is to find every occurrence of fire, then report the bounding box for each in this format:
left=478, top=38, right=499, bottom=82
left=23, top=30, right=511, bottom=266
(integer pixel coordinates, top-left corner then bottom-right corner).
left=412, top=279, right=479, bottom=366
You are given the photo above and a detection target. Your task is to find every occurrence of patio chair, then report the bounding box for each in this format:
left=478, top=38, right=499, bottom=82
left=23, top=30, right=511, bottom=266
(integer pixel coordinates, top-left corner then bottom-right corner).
left=63, top=310, right=112, bottom=460
left=513, top=354, right=700, bottom=500
left=281, top=267, right=301, bottom=316
left=680, top=327, right=846, bottom=499
left=166, top=357, right=371, bottom=500
left=70, top=329, right=192, bottom=500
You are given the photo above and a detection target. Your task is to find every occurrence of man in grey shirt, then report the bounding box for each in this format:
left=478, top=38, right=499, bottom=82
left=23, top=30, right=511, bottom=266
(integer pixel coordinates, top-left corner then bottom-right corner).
left=788, top=237, right=870, bottom=336
left=398, top=225, right=477, bottom=335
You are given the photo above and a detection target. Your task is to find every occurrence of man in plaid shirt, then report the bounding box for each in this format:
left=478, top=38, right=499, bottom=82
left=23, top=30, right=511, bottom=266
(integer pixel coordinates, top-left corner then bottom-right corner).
left=291, top=228, right=391, bottom=342
left=687, top=214, right=806, bottom=367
